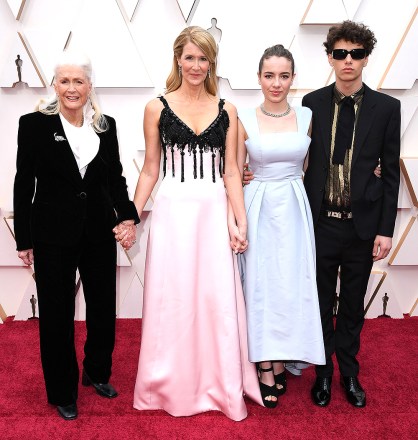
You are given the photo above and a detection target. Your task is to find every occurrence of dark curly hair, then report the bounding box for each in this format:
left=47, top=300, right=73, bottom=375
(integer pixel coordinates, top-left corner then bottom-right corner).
left=323, top=20, right=377, bottom=56
left=258, top=44, right=295, bottom=74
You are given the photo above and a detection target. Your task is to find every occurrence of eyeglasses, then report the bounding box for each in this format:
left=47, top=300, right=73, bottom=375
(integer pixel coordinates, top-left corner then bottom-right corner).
left=332, top=48, right=367, bottom=60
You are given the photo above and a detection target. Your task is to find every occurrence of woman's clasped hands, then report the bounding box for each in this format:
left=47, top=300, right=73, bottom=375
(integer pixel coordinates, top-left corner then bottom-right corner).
left=113, top=220, right=137, bottom=250
left=228, top=222, right=248, bottom=255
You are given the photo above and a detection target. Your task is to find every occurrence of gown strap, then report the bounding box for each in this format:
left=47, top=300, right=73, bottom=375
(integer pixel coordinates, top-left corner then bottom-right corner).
left=295, top=106, right=313, bottom=136
left=238, top=108, right=259, bottom=139
left=158, top=95, right=169, bottom=108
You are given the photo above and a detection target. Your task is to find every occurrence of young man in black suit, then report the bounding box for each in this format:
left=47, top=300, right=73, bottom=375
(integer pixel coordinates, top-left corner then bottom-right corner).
left=302, top=21, right=400, bottom=408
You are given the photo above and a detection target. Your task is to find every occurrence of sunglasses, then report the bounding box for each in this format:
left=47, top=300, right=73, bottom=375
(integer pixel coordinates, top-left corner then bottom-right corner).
left=332, top=48, right=367, bottom=60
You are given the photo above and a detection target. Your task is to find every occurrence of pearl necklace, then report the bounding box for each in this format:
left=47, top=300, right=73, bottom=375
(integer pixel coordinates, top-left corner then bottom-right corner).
left=260, top=103, right=291, bottom=118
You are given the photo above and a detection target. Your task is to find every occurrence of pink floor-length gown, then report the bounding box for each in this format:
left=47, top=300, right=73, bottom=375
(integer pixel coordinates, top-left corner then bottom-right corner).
left=133, top=98, right=262, bottom=421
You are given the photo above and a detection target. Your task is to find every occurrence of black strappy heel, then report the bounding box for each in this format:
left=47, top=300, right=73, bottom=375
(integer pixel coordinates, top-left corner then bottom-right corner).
left=274, top=370, right=287, bottom=396
left=258, top=365, right=279, bottom=408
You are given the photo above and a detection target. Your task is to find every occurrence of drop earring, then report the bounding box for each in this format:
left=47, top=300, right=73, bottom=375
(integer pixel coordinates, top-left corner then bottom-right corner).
left=178, top=65, right=182, bottom=77
left=208, top=68, right=211, bottom=78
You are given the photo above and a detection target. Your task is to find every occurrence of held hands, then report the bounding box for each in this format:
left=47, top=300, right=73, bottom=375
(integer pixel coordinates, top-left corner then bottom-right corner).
left=18, top=249, right=34, bottom=266
left=373, top=235, right=392, bottom=262
left=228, top=222, right=248, bottom=254
left=113, top=220, right=137, bottom=250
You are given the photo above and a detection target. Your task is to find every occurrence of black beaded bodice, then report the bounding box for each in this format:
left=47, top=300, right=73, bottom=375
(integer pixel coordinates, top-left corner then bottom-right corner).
left=158, top=96, right=229, bottom=182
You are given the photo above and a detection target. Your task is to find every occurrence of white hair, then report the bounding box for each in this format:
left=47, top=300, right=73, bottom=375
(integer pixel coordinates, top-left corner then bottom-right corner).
left=54, top=50, right=93, bottom=82
left=37, top=50, right=108, bottom=132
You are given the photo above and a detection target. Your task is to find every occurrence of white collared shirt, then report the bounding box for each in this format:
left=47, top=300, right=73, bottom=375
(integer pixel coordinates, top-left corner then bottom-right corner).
left=59, top=113, right=100, bottom=178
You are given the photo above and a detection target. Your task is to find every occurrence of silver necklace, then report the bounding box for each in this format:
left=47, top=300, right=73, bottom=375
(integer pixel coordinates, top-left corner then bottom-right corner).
left=260, top=103, right=291, bottom=118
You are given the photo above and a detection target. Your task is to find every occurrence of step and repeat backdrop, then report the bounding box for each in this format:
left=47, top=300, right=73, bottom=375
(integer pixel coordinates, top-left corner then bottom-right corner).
left=0, top=0, right=417, bottom=322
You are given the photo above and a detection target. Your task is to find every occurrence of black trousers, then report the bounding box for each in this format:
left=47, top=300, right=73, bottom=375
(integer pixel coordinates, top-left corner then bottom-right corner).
left=314, top=214, right=374, bottom=378
left=33, top=236, right=117, bottom=406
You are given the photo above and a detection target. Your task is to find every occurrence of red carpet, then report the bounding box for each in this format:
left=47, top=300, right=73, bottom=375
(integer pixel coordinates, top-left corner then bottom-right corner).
left=0, top=317, right=417, bottom=440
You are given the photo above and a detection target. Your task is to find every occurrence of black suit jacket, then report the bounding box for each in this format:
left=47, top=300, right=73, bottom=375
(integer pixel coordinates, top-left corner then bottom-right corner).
left=302, top=83, right=401, bottom=240
left=13, top=112, right=139, bottom=250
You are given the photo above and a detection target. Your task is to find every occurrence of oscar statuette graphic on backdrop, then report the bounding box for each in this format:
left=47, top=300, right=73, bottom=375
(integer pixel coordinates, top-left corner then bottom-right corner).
left=13, top=54, right=28, bottom=88
left=29, top=294, right=38, bottom=320
left=378, top=293, right=391, bottom=318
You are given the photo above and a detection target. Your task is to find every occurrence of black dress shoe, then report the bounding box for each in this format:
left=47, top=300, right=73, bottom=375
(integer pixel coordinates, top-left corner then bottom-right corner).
left=82, top=370, right=118, bottom=398
left=311, top=376, right=332, bottom=407
left=57, top=403, right=78, bottom=420
left=341, top=376, right=366, bottom=407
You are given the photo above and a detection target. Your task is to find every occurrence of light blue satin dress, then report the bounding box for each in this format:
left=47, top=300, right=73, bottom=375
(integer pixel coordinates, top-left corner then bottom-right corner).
left=238, top=106, right=325, bottom=365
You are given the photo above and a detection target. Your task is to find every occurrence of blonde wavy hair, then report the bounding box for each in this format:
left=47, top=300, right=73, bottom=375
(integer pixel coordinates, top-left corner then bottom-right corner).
left=166, top=26, right=218, bottom=96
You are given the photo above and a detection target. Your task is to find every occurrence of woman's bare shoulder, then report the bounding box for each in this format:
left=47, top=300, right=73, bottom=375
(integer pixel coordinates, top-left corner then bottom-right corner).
left=145, top=97, right=165, bottom=116
left=223, top=100, right=237, bottom=117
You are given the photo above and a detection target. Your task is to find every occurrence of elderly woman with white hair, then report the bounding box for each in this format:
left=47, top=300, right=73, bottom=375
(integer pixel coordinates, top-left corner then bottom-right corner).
left=13, top=51, right=139, bottom=420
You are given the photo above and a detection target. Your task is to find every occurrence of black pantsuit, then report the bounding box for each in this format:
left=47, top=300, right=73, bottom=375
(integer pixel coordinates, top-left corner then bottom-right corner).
left=34, top=236, right=117, bottom=405
left=14, top=112, right=139, bottom=406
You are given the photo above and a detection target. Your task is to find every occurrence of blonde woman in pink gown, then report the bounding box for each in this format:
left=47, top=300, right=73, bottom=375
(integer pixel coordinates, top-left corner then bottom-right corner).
left=130, top=26, right=263, bottom=421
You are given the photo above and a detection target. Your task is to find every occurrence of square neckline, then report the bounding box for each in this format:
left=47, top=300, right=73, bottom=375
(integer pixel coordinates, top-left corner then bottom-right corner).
left=254, top=107, right=300, bottom=135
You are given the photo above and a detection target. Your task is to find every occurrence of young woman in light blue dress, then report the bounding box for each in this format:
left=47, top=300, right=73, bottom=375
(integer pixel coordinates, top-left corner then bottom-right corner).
left=237, top=45, right=325, bottom=408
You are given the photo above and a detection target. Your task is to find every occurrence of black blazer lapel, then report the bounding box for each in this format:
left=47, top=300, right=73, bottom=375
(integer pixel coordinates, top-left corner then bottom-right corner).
left=316, top=85, right=334, bottom=163
left=81, top=131, right=102, bottom=187
left=48, top=115, right=83, bottom=187
left=352, top=85, right=377, bottom=166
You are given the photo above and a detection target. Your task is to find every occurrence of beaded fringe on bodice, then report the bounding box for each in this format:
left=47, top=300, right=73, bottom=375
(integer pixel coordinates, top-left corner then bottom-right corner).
left=158, top=96, right=229, bottom=182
